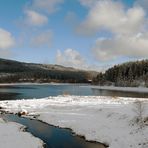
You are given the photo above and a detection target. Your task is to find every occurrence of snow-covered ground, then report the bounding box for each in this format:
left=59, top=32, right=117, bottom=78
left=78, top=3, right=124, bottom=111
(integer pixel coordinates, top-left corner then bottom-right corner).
left=0, top=118, right=43, bottom=148
left=0, top=95, right=148, bottom=148
left=91, top=86, right=148, bottom=93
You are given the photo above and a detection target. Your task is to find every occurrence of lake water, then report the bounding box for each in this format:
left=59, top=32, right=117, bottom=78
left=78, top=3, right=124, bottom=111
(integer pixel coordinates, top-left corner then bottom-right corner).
left=91, top=88, right=148, bottom=98
left=0, top=84, right=93, bottom=100
left=3, top=114, right=106, bottom=148
left=0, top=84, right=148, bottom=100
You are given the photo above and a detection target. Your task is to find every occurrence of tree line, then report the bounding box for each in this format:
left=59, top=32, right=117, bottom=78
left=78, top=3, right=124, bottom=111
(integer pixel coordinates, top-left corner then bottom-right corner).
left=0, top=58, right=93, bottom=83
left=93, top=60, right=148, bottom=87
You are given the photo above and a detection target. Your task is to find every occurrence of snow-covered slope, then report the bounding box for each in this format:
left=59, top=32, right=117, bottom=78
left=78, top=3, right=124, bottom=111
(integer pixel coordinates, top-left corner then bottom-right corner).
left=0, top=96, right=148, bottom=148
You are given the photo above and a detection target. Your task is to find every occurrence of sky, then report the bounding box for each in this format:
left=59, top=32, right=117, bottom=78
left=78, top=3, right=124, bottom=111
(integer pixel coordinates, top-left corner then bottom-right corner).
left=0, top=0, right=148, bottom=71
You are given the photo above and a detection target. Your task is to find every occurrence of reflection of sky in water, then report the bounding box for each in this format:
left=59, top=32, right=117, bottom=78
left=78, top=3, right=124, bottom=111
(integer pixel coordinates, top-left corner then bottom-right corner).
left=92, top=89, right=148, bottom=98
left=4, top=114, right=105, bottom=148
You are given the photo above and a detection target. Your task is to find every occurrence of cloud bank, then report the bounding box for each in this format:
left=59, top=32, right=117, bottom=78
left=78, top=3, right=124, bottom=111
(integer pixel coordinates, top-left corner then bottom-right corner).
left=78, top=0, right=148, bottom=62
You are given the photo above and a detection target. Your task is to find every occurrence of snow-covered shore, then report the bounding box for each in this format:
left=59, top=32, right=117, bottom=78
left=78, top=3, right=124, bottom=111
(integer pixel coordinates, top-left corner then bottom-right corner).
left=0, top=82, right=87, bottom=86
left=0, top=95, right=148, bottom=148
left=91, top=86, right=148, bottom=93
left=0, top=118, right=43, bottom=148
left=0, top=82, right=57, bottom=86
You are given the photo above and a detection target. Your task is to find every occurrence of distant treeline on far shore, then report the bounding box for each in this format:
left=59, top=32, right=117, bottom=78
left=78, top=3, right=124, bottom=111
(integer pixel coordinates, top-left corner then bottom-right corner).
left=93, top=59, right=148, bottom=87
left=0, top=58, right=97, bottom=83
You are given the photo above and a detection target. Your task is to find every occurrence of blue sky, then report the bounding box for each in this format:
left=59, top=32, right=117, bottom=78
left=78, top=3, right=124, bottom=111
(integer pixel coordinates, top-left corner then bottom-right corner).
left=0, top=0, right=148, bottom=71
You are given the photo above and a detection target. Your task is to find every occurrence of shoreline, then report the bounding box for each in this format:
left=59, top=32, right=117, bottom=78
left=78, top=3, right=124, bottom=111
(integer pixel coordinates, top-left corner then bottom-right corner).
left=1, top=82, right=148, bottom=93
left=0, top=82, right=91, bottom=86
left=91, top=86, right=148, bottom=93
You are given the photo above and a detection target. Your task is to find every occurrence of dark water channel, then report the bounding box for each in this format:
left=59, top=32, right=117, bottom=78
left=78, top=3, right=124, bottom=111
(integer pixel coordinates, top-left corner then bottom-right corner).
left=3, top=114, right=106, bottom=148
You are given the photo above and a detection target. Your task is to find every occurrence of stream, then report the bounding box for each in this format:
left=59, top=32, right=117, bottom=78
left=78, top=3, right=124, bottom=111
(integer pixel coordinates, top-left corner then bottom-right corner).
left=3, top=114, right=106, bottom=148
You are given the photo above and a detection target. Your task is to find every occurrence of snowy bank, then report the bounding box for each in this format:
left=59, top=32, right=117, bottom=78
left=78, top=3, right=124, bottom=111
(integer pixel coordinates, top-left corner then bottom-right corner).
left=0, top=82, right=81, bottom=86
left=91, top=86, right=148, bottom=93
left=0, top=96, right=148, bottom=148
left=0, top=118, right=43, bottom=148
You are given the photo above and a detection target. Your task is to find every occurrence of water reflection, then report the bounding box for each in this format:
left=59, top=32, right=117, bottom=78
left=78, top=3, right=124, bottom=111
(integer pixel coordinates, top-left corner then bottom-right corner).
left=92, top=89, right=148, bottom=98
left=3, top=114, right=106, bottom=148
left=0, top=92, right=20, bottom=100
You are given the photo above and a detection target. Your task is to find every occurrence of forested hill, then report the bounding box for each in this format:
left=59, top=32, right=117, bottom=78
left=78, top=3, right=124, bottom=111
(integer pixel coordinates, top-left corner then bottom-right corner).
left=0, top=58, right=98, bottom=83
left=93, top=60, right=148, bottom=87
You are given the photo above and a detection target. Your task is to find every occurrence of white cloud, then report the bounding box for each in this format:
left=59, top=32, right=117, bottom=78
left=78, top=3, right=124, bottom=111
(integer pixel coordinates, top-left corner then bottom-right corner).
left=56, top=49, right=86, bottom=69
left=55, top=48, right=110, bottom=71
left=55, top=48, right=107, bottom=71
left=92, top=34, right=148, bottom=61
left=32, top=0, right=64, bottom=14
left=25, top=10, right=48, bottom=26
left=30, top=30, right=53, bottom=48
left=23, top=0, right=64, bottom=26
left=78, top=0, right=145, bottom=36
left=23, top=0, right=64, bottom=27
left=0, top=28, right=15, bottom=58
left=78, top=0, right=148, bottom=61
left=0, top=28, right=15, bottom=49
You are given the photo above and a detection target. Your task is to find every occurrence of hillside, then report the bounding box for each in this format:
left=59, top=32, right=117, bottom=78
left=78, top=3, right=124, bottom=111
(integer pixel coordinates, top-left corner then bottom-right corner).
left=0, top=58, right=98, bottom=83
left=93, top=59, right=148, bottom=87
